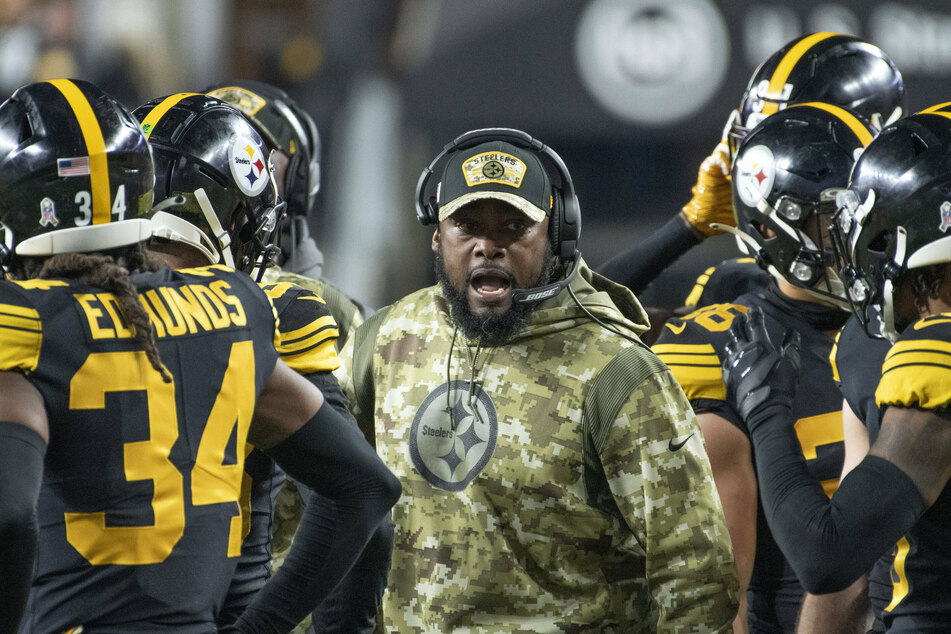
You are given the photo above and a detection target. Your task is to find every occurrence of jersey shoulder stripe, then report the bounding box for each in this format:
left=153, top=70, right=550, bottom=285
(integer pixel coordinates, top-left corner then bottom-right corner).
left=258, top=280, right=339, bottom=373
left=652, top=303, right=747, bottom=401
left=0, top=282, right=42, bottom=373
left=876, top=315, right=951, bottom=409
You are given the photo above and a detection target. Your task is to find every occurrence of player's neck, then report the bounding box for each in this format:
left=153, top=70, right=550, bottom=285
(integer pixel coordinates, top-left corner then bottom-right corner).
left=775, top=276, right=838, bottom=308
left=920, top=267, right=951, bottom=318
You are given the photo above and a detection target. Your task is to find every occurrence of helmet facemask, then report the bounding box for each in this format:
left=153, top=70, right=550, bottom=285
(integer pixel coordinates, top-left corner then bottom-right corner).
left=735, top=184, right=849, bottom=308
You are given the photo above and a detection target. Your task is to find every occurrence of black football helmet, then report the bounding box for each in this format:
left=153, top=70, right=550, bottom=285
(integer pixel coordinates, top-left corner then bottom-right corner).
left=204, top=81, right=320, bottom=219
left=727, top=33, right=904, bottom=161
left=832, top=108, right=951, bottom=340
left=729, top=102, right=876, bottom=307
left=0, top=79, right=154, bottom=270
left=134, top=93, right=284, bottom=277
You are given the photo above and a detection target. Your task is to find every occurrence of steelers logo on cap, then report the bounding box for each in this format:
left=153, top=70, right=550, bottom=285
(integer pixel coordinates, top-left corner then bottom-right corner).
left=482, top=160, right=505, bottom=179
left=228, top=136, right=269, bottom=196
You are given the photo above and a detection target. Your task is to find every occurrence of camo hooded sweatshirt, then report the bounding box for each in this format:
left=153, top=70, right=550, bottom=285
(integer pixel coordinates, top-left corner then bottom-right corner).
left=335, top=259, right=738, bottom=634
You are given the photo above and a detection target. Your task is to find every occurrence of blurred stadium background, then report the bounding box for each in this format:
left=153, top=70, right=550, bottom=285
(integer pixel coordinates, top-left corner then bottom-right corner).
left=2, top=0, right=948, bottom=311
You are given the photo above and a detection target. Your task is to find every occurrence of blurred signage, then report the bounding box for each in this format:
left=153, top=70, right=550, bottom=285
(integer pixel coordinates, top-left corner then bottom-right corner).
left=573, top=0, right=951, bottom=128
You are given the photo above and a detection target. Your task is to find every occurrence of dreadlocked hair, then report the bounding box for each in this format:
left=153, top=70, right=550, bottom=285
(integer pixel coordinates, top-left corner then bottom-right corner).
left=15, top=244, right=173, bottom=383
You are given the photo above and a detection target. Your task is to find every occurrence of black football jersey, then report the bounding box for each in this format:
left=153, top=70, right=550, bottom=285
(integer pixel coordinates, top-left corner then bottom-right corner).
left=7, top=265, right=280, bottom=633
left=220, top=281, right=341, bottom=620
left=830, top=313, right=890, bottom=443
left=872, top=314, right=951, bottom=632
left=655, top=284, right=846, bottom=633
left=682, top=257, right=771, bottom=308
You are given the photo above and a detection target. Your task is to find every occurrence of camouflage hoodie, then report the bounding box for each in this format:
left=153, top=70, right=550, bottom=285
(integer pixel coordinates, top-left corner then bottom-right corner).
left=335, top=260, right=738, bottom=633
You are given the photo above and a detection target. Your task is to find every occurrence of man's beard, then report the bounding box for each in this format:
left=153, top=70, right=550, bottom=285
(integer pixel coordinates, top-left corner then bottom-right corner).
left=434, top=244, right=558, bottom=346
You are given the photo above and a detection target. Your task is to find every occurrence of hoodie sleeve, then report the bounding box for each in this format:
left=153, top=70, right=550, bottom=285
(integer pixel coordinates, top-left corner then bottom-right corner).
left=600, top=366, right=739, bottom=633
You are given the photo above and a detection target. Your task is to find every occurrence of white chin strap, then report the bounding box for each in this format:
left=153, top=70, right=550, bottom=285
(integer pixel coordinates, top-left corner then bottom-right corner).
left=711, top=222, right=760, bottom=256
left=881, top=226, right=907, bottom=343
left=150, top=188, right=235, bottom=269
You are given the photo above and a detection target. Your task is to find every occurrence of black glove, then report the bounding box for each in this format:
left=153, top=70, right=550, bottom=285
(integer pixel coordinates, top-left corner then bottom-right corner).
left=722, top=305, right=801, bottom=434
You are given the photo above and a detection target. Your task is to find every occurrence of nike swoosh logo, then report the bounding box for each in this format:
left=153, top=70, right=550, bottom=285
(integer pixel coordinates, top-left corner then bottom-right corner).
left=668, top=433, right=694, bottom=452
left=665, top=322, right=686, bottom=335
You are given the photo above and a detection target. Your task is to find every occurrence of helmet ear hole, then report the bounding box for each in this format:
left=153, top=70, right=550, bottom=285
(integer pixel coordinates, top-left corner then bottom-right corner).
left=17, top=115, right=32, bottom=144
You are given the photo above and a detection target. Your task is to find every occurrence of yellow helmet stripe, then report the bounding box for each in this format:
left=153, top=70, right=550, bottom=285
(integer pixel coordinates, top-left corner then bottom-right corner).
left=918, top=102, right=951, bottom=122
left=48, top=79, right=111, bottom=225
left=139, top=93, right=202, bottom=139
left=762, top=32, right=838, bottom=116
left=792, top=102, right=874, bottom=146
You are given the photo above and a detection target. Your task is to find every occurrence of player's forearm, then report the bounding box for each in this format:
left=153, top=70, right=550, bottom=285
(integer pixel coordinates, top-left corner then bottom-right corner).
left=751, top=412, right=925, bottom=593
left=231, top=403, right=401, bottom=632
left=596, top=215, right=701, bottom=295
left=0, top=421, right=46, bottom=633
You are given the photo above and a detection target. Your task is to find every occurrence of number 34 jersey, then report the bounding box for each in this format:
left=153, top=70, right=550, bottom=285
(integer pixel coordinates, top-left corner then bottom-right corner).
left=654, top=285, right=847, bottom=633
left=4, top=265, right=280, bottom=633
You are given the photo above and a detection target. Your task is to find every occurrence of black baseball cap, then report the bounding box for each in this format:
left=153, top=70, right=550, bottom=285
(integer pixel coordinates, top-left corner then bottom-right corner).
left=436, top=140, right=552, bottom=222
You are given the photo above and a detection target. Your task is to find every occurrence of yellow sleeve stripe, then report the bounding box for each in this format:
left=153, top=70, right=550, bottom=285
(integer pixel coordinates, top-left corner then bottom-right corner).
left=139, top=93, right=202, bottom=139
left=260, top=282, right=328, bottom=306
left=652, top=343, right=719, bottom=357
left=876, top=339, right=951, bottom=408
left=279, top=315, right=338, bottom=349
left=763, top=32, right=837, bottom=115
left=829, top=328, right=842, bottom=383
left=653, top=343, right=725, bottom=400
left=683, top=265, right=716, bottom=307
left=0, top=313, right=42, bottom=332
left=0, top=303, right=41, bottom=320
left=281, top=339, right=340, bottom=373
left=48, top=79, right=110, bottom=225
left=260, top=282, right=296, bottom=300
left=0, top=303, right=41, bottom=373
left=881, top=339, right=951, bottom=373
left=278, top=326, right=340, bottom=356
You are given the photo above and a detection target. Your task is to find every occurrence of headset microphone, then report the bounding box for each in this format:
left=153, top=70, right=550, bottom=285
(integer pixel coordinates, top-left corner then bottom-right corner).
left=511, top=254, right=581, bottom=304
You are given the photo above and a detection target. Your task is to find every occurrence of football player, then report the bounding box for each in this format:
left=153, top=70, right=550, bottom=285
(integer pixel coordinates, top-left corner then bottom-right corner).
left=598, top=32, right=904, bottom=301
left=0, top=79, right=399, bottom=633
left=133, top=92, right=389, bottom=632
left=204, top=80, right=369, bottom=343
left=654, top=102, right=876, bottom=633
left=202, top=81, right=389, bottom=634
left=724, top=107, right=951, bottom=631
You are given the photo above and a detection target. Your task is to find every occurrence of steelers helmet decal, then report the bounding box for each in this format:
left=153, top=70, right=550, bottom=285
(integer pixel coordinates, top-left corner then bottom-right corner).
left=735, top=145, right=775, bottom=209
left=229, top=136, right=270, bottom=197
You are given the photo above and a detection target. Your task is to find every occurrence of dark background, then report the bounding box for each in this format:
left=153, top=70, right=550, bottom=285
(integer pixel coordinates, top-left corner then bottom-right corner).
left=5, top=0, right=950, bottom=309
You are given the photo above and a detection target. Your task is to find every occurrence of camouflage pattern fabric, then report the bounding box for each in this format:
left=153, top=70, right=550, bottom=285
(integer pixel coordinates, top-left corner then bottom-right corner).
left=335, top=260, right=738, bottom=633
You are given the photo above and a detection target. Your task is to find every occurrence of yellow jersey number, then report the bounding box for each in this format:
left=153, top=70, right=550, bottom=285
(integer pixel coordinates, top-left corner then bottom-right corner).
left=685, top=304, right=844, bottom=495
left=65, top=342, right=255, bottom=565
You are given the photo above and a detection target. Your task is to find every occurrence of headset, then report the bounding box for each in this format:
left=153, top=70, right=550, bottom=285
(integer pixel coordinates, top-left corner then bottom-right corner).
left=415, top=127, right=582, bottom=304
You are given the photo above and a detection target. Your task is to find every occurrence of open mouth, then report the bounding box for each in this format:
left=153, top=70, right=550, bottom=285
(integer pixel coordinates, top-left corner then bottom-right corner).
left=469, top=268, right=512, bottom=300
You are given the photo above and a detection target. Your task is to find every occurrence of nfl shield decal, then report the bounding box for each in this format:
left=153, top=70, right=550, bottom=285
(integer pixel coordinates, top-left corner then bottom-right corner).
left=410, top=380, right=498, bottom=491
left=39, top=197, right=59, bottom=227
left=229, top=136, right=269, bottom=197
